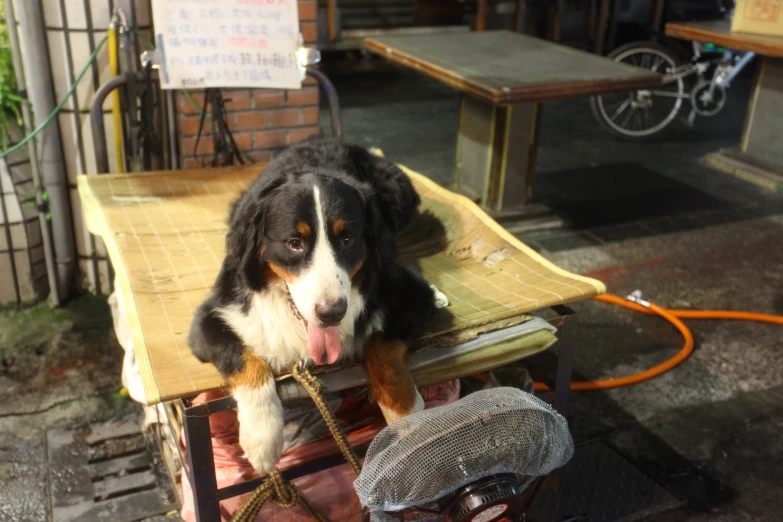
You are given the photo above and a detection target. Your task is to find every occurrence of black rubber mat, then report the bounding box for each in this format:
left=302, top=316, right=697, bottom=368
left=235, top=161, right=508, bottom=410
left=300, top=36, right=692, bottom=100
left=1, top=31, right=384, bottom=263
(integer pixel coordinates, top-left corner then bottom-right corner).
left=526, top=440, right=684, bottom=522
left=46, top=415, right=178, bottom=522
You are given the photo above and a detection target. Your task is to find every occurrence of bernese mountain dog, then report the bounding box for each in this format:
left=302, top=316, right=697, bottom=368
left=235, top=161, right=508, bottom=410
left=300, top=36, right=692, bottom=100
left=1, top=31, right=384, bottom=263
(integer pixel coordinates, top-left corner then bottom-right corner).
left=188, top=137, right=437, bottom=474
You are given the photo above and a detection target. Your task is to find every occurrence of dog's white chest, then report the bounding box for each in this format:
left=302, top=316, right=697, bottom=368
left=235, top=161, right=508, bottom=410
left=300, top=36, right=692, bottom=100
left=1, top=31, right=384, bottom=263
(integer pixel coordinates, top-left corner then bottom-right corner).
left=216, top=284, right=369, bottom=372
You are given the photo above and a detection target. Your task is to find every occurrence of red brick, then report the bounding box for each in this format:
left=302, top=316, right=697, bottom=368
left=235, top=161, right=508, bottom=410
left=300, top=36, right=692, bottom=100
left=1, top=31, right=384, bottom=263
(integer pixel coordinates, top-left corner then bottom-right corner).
left=183, top=136, right=214, bottom=156
left=179, top=91, right=205, bottom=115
left=231, top=132, right=254, bottom=152
left=270, top=108, right=303, bottom=127
left=287, top=127, right=320, bottom=145
left=223, top=90, right=252, bottom=111
left=302, top=107, right=319, bottom=126
left=303, top=75, right=318, bottom=86
left=178, top=90, right=250, bottom=116
left=234, top=111, right=269, bottom=131
left=254, top=130, right=287, bottom=149
left=300, top=22, right=317, bottom=44
left=253, top=90, right=285, bottom=109
left=287, top=86, right=319, bottom=106
left=247, top=150, right=272, bottom=164
left=181, top=115, right=209, bottom=137
left=298, top=0, right=317, bottom=21
left=178, top=90, right=203, bottom=107
left=184, top=158, right=203, bottom=169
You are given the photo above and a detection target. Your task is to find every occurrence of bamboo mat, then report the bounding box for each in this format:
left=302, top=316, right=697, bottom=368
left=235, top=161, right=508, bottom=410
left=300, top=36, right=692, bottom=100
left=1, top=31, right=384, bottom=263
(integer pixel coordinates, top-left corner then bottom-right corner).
left=78, top=164, right=604, bottom=404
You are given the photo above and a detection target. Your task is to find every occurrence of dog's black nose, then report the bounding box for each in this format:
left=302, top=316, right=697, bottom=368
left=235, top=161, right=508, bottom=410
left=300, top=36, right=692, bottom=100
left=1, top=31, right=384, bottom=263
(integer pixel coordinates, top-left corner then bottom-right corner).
left=315, top=297, right=347, bottom=326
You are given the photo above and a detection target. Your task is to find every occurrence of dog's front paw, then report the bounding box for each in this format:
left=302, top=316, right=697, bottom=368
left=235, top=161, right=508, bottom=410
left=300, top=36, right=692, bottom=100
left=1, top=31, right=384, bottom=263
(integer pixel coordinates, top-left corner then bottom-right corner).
left=234, top=382, right=285, bottom=475
left=240, top=424, right=283, bottom=475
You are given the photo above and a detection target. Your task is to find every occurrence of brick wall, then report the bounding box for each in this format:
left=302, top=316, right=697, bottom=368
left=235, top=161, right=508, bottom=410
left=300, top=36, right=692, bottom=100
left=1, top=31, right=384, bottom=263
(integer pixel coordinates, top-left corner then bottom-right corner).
left=176, top=0, right=320, bottom=169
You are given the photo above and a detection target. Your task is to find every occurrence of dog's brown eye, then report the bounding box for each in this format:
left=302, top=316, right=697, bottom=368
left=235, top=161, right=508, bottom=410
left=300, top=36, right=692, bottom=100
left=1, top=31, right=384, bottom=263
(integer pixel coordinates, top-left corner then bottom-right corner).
left=342, top=234, right=354, bottom=247
left=287, top=238, right=303, bottom=251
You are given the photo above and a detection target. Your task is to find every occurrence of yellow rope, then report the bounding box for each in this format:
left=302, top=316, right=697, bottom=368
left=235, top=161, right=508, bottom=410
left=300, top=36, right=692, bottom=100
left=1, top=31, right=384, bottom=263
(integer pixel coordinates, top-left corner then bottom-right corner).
left=232, top=362, right=363, bottom=522
left=292, top=362, right=363, bottom=476
left=232, top=469, right=329, bottom=522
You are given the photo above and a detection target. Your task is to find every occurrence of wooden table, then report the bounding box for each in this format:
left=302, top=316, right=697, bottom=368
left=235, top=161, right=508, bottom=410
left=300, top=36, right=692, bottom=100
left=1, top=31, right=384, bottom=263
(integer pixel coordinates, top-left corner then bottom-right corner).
left=365, top=30, right=660, bottom=223
left=667, top=20, right=783, bottom=192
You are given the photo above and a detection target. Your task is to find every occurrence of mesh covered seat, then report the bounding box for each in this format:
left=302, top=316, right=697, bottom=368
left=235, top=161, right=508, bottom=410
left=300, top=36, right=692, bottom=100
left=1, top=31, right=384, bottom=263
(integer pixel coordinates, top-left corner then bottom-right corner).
left=355, top=387, right=573, bottom=513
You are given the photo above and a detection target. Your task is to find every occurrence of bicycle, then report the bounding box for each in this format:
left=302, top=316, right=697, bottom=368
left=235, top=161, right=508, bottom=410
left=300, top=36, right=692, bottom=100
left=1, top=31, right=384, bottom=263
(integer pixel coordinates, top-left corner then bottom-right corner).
left=590, top=38, right=755, bottom=141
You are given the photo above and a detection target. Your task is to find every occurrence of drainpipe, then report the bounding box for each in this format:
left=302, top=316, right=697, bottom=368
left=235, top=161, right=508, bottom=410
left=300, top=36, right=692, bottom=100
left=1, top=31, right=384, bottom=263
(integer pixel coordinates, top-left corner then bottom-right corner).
left=5, top=0, right=60, bottom=306
left=13, top=0, right=76, bottom=303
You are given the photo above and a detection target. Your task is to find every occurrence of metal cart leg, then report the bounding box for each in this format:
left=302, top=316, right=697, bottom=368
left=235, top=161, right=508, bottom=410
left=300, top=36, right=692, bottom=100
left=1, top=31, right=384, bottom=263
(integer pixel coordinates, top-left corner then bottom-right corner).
left=176, top=307, right=579, bottom=520
left=551, top=305, right=577, bottom=418
left=182, top=399, right=221, bottom=522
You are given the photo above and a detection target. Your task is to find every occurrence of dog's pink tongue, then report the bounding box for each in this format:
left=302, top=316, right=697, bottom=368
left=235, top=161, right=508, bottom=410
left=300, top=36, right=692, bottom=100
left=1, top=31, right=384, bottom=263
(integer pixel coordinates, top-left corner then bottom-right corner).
left=307, top=324, right=341, bottom=365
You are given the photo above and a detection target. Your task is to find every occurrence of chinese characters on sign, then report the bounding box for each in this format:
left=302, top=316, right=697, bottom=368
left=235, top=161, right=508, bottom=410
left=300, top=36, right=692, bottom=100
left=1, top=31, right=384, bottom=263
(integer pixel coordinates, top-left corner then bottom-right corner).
left=744, top=0, right=781, bottom=22
left=151, top=0, right=301, bottom=89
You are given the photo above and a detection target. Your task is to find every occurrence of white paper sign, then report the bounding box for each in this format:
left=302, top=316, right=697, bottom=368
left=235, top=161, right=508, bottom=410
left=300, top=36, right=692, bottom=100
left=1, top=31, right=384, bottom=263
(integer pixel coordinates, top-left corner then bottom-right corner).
left=151, top=0, right=301, bottom=90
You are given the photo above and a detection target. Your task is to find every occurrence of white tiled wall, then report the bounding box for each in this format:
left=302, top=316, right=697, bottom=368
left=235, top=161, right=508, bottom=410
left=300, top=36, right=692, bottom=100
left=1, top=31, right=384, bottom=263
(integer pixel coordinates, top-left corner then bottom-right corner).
left=0, top=158, right=48, bottom=304
left=3, top=0, right=155, bottom=302
left=40, top=0, right=153, bottom=295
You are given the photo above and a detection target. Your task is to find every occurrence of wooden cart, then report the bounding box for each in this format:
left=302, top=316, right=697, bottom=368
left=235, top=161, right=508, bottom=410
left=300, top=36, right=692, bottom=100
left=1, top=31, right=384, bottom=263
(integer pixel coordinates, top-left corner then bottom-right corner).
left=77, top=160, right=604, bottom=520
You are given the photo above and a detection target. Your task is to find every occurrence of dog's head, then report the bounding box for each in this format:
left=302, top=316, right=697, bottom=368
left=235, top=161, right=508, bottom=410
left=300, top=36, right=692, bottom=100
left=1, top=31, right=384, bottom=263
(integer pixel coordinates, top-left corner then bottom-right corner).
left=226, top=169, right=377, bottom=365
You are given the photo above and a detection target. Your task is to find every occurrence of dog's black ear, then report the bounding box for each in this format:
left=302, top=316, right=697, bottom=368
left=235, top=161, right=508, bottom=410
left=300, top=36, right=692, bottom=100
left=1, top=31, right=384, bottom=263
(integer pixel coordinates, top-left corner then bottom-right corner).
left=348, top=145, right=420, bottom=235
left=225, top=176, right=285, bottom=292
left=363, top=193, right=396, bottom=273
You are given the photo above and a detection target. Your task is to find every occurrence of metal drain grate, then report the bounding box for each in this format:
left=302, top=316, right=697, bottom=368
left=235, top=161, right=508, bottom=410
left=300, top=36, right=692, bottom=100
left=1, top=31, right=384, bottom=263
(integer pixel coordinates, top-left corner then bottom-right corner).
left=526, top=440, right=685, bottom=522
left=47, top=415, right=178, bottom=522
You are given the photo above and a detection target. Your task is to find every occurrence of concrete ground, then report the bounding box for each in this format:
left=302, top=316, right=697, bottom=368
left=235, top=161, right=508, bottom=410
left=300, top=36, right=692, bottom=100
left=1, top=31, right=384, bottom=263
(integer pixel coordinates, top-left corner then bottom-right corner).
left=1, top=51, right=781, bottom=521
left=321, top=56, right=783, bottom=520
left=0, top=297, right=148, bottom=522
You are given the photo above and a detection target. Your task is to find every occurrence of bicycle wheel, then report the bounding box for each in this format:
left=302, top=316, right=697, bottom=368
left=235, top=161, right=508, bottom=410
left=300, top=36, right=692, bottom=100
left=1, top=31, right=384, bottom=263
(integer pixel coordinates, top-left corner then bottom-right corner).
left=590, top=42, right=685, bottom=141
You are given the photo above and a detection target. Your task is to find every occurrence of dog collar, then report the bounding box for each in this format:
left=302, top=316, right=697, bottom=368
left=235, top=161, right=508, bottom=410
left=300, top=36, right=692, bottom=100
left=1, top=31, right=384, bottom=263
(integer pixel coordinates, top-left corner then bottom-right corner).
left=285, top=285, right=306, bottom=325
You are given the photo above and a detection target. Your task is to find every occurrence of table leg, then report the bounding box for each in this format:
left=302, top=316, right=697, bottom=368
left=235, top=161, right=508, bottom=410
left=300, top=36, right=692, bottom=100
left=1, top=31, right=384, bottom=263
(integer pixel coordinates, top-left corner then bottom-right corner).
left=594, top=0, right=610, bottom=54
left=703, top=56, right=783, bottom=192
left=607, top=0, right=620, bottom=51
left=552, top=0, right=564, bottom=42
left=454, top=96, right=563, bottom=227
left=476, top=0, right=487, bottom=31
left=514, top=0, right=526, bottom=33
left=327, top=0, right=337, bottom=42
left=585, top=0, right=595, bottom=41
left=183, top=400, right=221, bottom=522
left=650, top=0, right=665, bottom=38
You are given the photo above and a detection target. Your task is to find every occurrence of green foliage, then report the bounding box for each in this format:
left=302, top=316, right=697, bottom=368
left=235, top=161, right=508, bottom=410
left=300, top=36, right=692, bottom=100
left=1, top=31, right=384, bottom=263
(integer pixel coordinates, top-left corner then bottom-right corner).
left=24, top=187, right=51, bottom=220
left=0, top=0, right=23, bottom=149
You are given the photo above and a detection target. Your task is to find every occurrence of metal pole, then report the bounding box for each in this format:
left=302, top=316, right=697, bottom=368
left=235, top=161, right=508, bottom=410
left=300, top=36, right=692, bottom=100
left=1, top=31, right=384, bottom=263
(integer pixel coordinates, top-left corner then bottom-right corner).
left=91, top=75, right=130, bottom=174
left=6, top=0, right=61, bottom=306
left=14, top=0, right=75, bottom=303
left=305, top=68, right=343, bottom=139
left=166, top=90, right=179, bottom=169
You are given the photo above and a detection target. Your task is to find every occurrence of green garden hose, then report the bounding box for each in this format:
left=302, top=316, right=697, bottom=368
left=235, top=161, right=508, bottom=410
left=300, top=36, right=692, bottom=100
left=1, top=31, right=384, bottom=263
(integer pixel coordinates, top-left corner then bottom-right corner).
left=1, top=35, right=109, bottom=158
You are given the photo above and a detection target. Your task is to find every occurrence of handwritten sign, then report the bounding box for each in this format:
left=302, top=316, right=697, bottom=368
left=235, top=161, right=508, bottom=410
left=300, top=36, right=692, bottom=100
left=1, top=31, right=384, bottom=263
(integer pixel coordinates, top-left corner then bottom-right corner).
left=151, top=0, right=302, bottom=90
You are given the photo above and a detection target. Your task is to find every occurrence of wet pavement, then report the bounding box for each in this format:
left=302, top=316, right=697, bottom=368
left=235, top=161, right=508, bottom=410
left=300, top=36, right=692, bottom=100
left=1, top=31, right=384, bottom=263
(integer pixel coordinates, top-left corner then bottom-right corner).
left=1, top=51, right=781, bottom=521
left=0, top=297, right=166, bottom=522
left=321, top=56, right=783, bottom=520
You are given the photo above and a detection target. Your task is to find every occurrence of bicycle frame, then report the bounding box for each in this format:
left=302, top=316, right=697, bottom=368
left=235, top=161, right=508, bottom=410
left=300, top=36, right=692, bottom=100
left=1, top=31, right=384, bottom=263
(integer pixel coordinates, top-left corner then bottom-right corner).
left=653, top=43, right=755, bottom=99
left=590, top=32, right=757, bottom=140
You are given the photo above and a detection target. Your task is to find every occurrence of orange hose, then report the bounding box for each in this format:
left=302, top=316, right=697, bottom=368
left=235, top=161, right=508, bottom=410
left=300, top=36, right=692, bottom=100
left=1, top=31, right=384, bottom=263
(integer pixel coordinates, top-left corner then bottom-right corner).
left=533, top=293, right=783, bottom=392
